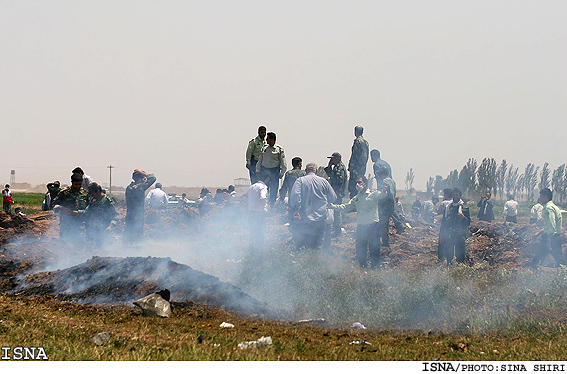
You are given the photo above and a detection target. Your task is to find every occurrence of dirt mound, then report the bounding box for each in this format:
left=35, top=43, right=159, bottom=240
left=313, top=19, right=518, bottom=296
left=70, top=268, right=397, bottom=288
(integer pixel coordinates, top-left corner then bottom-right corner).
left=13, top=256, right=273, bottom=318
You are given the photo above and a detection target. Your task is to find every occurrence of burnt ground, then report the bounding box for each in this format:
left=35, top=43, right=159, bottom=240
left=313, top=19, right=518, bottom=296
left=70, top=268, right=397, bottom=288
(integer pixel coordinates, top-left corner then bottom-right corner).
left=0, top=202, right=565, bottom=319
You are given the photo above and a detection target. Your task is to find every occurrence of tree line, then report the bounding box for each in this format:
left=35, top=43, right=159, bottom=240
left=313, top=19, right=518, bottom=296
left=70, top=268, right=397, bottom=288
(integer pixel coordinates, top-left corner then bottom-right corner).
left=423, top=158, right=567, bottom=203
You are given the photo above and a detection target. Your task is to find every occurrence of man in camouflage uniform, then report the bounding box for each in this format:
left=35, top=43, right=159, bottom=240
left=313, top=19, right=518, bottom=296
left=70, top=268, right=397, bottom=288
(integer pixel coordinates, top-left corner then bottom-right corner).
left=245, top=125, right=267, bottom=185
left=278, top=157, right=306, bottom=239
left=124, top=169, right=156, bottom=245
left=279, top=157, right=305, bottom=201
left=375, top=165, right=396, bottom=247
left=324, top=152, right=347, bottom=237
left=52, top=173, right=88, bottom=244
left=256, top=132, right=287, bottom=208
left=73, top=182, right=119, bottom=248
left=347, top=125, right=369, bottom=198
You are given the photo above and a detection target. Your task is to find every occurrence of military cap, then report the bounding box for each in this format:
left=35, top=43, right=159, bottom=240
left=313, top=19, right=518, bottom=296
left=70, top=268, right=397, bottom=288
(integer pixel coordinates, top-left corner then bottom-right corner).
left=327, top=152, right=342, bottom=160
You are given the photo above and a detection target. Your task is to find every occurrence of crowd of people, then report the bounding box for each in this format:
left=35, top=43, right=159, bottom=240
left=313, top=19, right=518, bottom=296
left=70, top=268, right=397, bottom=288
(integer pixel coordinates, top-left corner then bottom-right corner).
left=1, top=127, right=563, bottom=269
left=244, top=124, right=565, bottom=269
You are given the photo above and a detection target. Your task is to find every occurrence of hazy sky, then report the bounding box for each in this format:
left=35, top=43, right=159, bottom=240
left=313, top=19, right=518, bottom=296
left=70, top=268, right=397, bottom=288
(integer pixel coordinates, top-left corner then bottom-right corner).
left=1, top=1, right=565, bottom=190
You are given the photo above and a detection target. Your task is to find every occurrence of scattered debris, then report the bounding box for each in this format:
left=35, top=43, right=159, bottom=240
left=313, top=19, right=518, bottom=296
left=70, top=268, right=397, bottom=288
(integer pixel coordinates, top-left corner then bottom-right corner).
left=493, top=349, right=499, bottom=354
left=295, top=318, right=327, bottom=326
left=351, top=322, right=366, bottom=329
left=90, top=331, right=111, bottom=346
left=219, top=322, right=234, bottom=328
left=197, top=335, right=203, bottom=344
left=237, top=336, right=273, bottom=349
left=133, top=289, right=172, bottom=317
left=349, top=340, right=372, bottom=345
left=213, top=343, right=221, bottom=347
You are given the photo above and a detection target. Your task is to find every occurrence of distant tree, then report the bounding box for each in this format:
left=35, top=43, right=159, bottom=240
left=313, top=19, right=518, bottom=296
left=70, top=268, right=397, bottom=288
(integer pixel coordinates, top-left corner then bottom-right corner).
left=434, top=175, right=445, bottom=196
left=445, top=169, right=459, bottom=191
left=505, top=165, right=519, bottom=197
left=458, top=158, right=477, bottom=196
left=477, top=158, right=497, bottom=195
left=538, top=162, right=550, bottom=191
left=516, top=174, right=525, bottom=201
left=496, top=159, right=508, bottom=199
left=426, top=177, right=434, bottom=194
left=552, top=164, right=566, bottom=203
left=524, top=163, right=539, bottom=202
left=405, top=168, right=415, bottom=195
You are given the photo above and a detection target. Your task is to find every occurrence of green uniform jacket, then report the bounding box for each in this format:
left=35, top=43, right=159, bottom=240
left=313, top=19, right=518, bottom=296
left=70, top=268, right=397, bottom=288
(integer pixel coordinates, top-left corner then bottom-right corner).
left=78, top=194, right=119, bottom=230
left=125, top=174, right=157, bottom=219
left=348, top=136, right=369, bottom=175
left=324, top=162, right=348, bottom=198
left=279, top=168, right=306, bottom=198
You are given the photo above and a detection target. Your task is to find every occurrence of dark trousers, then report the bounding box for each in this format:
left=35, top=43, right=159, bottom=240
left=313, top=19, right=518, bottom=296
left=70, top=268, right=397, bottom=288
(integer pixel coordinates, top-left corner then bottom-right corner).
left=249, top=157, right=258, bottom=184
left=438, top=227, right=449, bottom=260
left=444, top=233, right=466, bottom=263
left=356, top=222, right=381, bottom=267
left=533, top=233, right=565, bottom=266
left=262, top=166, right=280, bottom=207
left=378, top=203, right=393, bottom=247
left=248, top=210, right=266, bottom=247
left=505, top=215, right=517, bottom=223
left=124, top=212, right=144, bottom=245
left=295, top=220, right=326, bottom=250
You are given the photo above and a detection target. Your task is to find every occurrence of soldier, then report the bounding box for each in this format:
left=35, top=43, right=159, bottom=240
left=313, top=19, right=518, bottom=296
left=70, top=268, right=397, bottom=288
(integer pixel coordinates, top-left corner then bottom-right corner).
left=124, top=169, right=156, bottom=245
left=256, top=132, right=287, bottom=207
left=73, top=182, right=119, bottom=248
left=246, top=126, right=267, bottom=184
left=375, top=166, right=397, bottom=247
left=347, top=125, right=369, bottom=198
left=279, top=157, right=306, bottom=201
left=52, top=173, right=88, bottom=244
left=324, top=152, right=347, bottom=237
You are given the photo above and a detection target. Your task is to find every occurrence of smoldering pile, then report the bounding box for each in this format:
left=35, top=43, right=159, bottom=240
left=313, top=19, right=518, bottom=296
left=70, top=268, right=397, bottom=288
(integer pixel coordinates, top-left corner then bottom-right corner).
left=14, top=256, right=273, bottom=318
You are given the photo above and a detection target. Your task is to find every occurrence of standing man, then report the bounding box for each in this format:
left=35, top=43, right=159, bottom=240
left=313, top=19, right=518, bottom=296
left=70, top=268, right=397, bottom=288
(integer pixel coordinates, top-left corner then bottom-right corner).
left=439, top=188, right=470, bottom=265
left=437, top=188, right=454, bottom=262
left=531, top=188, right=565, bottom=267
left=256, top=132, right=287, bottom=208
left=145, top=182, right=169, bottom=208
left=289, top=163, right=336, bottom=250
left=124, top=169, right=156, bottom=245
left=411, top=196, right=421, bottom=221
left=370, top=149, right=392, bottom=179
left=2, top=184, right=13, bottom=213
left=246, top=126, right=267, bottom=185
left=44, top=181, right=61, bottom=210
left=279, top=157, right=306, bottom=201
left=502, top=194, right=519, bottom=223
left=74, top=182, right=119, bottom=248
left=347, top=125, right=369, bottom=198
left=421, top=195, right=439, bottom=225
left=324, top=152, right=348, bottom=237
left=375, top=165, right=397, bottom=246
left=72, top=167, right=95, bottom=191
left=247, top=170, right=270, bottom=248
left=52, top=173, right=88, bottom=244
left=329, top=176, right=384, bottom=268
left=477, top=192, right=495, bottom=222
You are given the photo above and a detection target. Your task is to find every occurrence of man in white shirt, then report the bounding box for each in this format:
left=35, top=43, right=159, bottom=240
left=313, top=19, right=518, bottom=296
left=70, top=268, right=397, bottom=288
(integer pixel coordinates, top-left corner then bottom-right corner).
left=289, top=163, right=337, bottom=250
left=248, top=171, right=270, bottom=247
left=145, top=183, right=169, bottom=208
left=503, top=194, right=519, bottom=223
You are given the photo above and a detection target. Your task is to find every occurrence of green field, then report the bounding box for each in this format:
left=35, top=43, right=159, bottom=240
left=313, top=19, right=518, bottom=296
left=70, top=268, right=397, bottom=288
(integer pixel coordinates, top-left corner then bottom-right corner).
left=9, top=193, right=45, bottom=215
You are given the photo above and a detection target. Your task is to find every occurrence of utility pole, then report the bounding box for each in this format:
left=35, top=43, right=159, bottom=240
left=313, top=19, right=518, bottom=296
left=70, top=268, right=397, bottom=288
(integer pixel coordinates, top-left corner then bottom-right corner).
left=107, top=165, right=114, bottom=196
